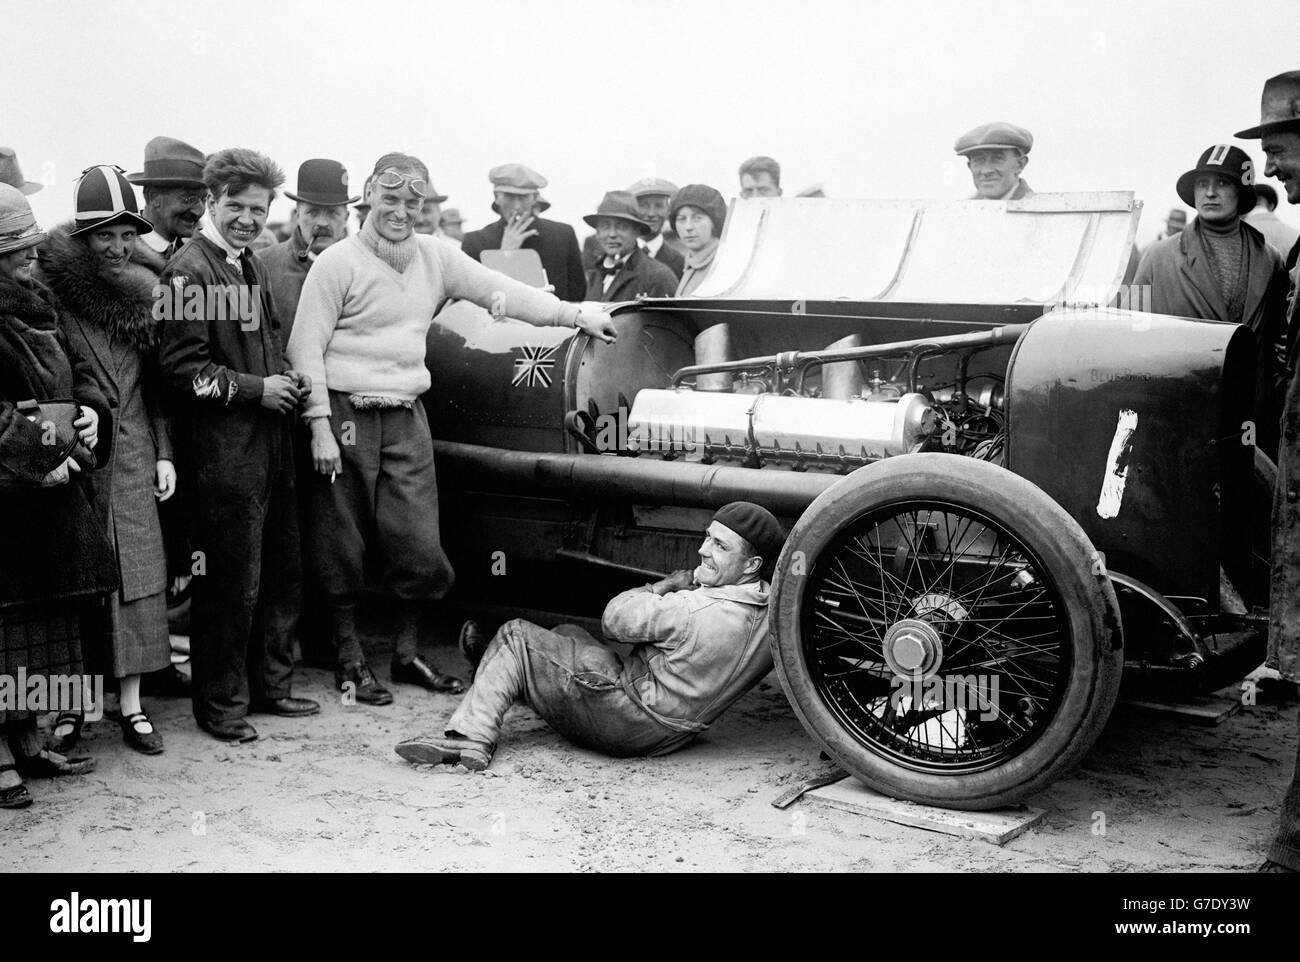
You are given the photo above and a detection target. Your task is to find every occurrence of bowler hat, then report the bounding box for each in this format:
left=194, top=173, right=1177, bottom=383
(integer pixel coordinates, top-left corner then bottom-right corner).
left=285, top=159, right=360, bottom=206
left=583, top=191, right=653, bottom=235
left=128, top=136, right=206, bottom=187
left=954, top=121, right=1033, bottom=156
left=490, top=163, right=547, bottom=195
left=0, top=148, right=42, bottom=195
left=0, top=183, right=46, bottom=254
left=627, top=177, right=679, bottom=199
left=669, top=184, right=727, bottom=236
left=1235, top=71, right=1300, bottom=139
left=69, top=165, right=154, bottom=238
left=1176, top=144, right=1257, bottom=216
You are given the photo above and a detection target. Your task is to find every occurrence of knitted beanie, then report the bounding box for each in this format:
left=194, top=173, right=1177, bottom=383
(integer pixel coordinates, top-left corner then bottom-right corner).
left=712, top=501, right=784, bottom=563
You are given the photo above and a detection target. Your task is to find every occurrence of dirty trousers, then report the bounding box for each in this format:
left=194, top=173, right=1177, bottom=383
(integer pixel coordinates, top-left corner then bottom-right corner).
left=446, top=619, right=678, bottom=757
left=187, top=426, right=299, bottom=725
left=306, top=391, right=454, bottom=601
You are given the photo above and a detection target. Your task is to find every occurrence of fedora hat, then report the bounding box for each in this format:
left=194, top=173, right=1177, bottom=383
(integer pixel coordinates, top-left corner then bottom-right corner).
left=1176, top=144, right=1257, bottom=216
left=582, top=191, right=653, bottom=235
left=0, top=183, right=46, bottom=254
left=0, top=148, right=42, bottom=195
left=285, top=158, right=360, bottom=206
left=69, top=165, right=154, bottom=238
left=127, top=136, right=206, bottom=187
left=1236, top=71, right=1300, bottom=139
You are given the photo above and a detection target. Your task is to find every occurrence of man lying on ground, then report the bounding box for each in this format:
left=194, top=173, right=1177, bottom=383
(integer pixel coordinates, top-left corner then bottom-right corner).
left=395, top=501, right=785, bottom=771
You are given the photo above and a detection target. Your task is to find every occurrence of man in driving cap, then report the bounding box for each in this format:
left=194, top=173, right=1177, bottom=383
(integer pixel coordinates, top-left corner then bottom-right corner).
left=1133, top=143, right=1289, bottom=459
left=394, top=501, right=785, bottom=771
left=460, top=163, right=586, bottom=301
left=582, top=190, right=678, bottom=301
left=953, top=122, right=1035, bottom=200
left=1237, top=69, right=1300, bottom=873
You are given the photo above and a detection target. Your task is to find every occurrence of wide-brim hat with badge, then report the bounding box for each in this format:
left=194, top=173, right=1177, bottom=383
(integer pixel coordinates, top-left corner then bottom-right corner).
left=285, top=158, right=360, bottom=206
left=954, top=121, right=1034, bottom=156
left=69, top=165, right=153, bottom=238
left=582, top=190, right=653, bottom=236
left=0, top=147, right=43, bottom=195
left=1175, top=144, right=1257, bottom=216
left=0, top=183, right=46, bottom=254
left=127, top=135, right=206, bottom=188
left=1235, top=70, right=1300, bottom=139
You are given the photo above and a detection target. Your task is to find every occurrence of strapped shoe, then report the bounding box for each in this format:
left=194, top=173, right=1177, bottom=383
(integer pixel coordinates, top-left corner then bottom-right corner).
left=0, top=765, right=32, bottom=809
left=336, top=661, right=394, bottom=706
left=391, top=654, right=465, bottom=694
left=48, top=711, right=84, bottom=754
left=118, top=711, right=164, bottom=755
left=394, top=734, right=494, bottom=771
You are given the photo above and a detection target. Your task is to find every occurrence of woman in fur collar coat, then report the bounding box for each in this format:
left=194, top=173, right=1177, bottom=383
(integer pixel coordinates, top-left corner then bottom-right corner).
left=37, top=166, right=175, bottom=757
left=0, top=184, right=115, bottom=808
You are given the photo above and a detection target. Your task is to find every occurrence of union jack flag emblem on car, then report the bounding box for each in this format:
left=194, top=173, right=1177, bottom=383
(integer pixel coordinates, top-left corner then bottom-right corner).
left=512, top=344, right=558, bottom=388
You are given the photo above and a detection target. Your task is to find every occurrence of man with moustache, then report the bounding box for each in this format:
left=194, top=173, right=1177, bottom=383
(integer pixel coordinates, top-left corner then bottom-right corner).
left=127, top=134, right=208, bottom=697
left=159, top=147, right=319, bottom=743
left=1237, top=70, right=1300, bottom=872
left=259, top=160, right=358, bottom=669
left=128, top=137, right=208, bottom=274
left=258, top=160, right=358, bottom=346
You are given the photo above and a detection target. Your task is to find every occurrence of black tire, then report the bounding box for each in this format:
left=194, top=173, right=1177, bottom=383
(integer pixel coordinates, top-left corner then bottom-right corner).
left=770, top=453, right=1124, bottom=810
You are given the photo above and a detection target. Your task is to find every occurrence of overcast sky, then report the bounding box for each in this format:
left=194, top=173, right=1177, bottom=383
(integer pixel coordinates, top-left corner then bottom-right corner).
left=6, top=0, right=1298, bottom=245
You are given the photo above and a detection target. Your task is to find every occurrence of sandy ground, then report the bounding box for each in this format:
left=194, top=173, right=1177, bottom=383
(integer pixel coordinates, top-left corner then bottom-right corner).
left=2, top=630, right=1295, bottom=873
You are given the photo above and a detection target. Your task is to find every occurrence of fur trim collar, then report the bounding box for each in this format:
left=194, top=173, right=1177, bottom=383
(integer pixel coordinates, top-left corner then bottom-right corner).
left=0, top=273, right=60, bottom=331
left=38, top=223, right=160, bottom=352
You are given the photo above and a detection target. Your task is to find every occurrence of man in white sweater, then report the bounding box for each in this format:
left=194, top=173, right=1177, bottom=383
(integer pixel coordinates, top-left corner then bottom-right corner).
left=287, top=152, right=615, bottom=705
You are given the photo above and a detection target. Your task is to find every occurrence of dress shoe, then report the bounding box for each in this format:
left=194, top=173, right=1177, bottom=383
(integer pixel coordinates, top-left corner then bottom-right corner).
left=252, top=696, right=321, bottom=717
left=336, top=661, right=393, bottom=706
left=394, top=733, right=494, bottom=771
left=15, top=749, right=97, bottom=777
left=198, top=717, right=258, bottom=743
left=458, top=620, right=488, bottom=675
left=141, top=665, right=191, bottom=698
left=118, top=711, right=164, bottom=755
left=391, top=654, right=465, bottom=694
left=0, top=766, right=32, bottom=809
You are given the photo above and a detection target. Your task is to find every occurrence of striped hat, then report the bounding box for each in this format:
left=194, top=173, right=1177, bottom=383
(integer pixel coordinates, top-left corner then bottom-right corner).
left=70, top=165, right=153, bottom=238
left=0, top=183, right=46, bottom=255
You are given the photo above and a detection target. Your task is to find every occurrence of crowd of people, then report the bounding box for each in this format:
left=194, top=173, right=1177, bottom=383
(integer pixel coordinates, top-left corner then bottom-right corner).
left=2, top=69, right=1300, bottom=873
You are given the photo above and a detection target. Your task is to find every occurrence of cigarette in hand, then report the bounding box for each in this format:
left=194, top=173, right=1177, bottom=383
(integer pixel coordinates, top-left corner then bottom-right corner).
left=330, top=469, right=337, bottom=484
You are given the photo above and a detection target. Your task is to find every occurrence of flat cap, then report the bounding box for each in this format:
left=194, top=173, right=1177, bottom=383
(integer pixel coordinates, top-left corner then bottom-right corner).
left=489, top=163, right=547, bottom=194
left=627, top=177, right=679, bottom=199
left=954, top=121, right=1033, bottom=156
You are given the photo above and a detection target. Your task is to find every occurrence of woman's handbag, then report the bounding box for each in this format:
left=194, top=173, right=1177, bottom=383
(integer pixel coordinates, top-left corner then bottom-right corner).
left=5, top=397, right=96, bottom=485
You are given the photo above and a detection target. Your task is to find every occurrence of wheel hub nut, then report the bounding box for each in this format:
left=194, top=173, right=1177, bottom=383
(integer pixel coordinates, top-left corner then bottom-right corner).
left=883, top=618, right=944, bottom=678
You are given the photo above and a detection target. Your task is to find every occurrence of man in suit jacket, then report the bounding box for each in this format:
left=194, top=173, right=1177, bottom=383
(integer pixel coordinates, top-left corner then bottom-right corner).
left=582, top=191, right=678, bottom=302
left=460, top=163, right=586, bottom=301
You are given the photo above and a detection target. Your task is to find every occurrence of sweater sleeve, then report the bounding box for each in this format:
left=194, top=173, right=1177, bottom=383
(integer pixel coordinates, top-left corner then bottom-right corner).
left=439, top=244, right=582, bottom=327
left=286, top=253, right=347, bottom=420
left=601, top=587, right=691, bottom=651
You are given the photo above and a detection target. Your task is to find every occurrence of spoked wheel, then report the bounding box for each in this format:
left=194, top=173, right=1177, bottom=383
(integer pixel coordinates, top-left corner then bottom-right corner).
left=771, top=454, right=1123, bottom=810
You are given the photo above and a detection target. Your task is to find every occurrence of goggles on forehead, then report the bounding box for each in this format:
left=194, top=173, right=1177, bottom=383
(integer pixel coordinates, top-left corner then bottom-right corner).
left=374, top=169, right=428, bottom=198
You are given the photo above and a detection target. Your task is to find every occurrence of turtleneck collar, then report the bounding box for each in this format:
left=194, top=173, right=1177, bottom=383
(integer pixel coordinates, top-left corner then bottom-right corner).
left=1197, top=215, right=1241, bottom=237
left=359, top=211, right=418, bottom=274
